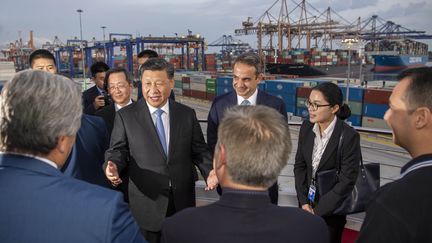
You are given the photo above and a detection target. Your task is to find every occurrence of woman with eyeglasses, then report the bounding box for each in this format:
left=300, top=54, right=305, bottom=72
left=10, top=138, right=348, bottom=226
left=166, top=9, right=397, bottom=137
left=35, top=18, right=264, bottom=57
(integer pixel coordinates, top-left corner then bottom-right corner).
left=294, top=82, right=361, bottom=243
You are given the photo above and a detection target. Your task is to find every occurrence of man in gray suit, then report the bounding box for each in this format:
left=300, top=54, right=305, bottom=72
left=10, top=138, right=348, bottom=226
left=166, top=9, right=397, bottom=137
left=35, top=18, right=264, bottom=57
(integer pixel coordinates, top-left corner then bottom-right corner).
left=104, top=58, right=216, bottom=243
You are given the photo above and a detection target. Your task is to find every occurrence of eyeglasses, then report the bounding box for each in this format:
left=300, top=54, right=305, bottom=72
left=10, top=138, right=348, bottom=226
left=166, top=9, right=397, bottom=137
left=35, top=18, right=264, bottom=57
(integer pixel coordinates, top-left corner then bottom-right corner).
left=142, top=80, right=169, bottom=89
left=305, top=99, right=332, bottom=111
left=108, top=82, right=130, bottom=92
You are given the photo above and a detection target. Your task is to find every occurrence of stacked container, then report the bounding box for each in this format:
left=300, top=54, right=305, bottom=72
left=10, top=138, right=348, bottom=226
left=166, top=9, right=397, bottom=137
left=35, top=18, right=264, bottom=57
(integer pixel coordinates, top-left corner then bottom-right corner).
left=339, top=85, right=364, bottom=127
left=362, top=89, right=392, bottom=130
left=265, top=80, right=304, bottom=114
left=216, top=76, right=234, bottom=96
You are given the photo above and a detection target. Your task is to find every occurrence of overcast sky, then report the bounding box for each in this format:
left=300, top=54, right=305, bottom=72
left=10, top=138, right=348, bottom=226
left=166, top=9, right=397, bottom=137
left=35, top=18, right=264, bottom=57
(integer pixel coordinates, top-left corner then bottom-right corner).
left=1, top=0, right=431, bottom=51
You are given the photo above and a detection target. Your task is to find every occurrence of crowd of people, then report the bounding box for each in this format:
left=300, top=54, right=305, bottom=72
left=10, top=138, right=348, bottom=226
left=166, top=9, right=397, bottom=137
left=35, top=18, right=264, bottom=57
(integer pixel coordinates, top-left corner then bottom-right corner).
left=0, top=49, right=431, bottom=243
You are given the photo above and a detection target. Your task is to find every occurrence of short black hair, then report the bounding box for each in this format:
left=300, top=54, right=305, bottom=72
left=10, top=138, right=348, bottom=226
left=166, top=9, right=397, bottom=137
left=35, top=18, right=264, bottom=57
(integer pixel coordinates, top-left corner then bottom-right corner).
left=312, top=82, right=351, bottom=120
left=90, top=62, right=110, bottom=77
left=29, top=49, right=56, bottom=67
left=141, top=58, right=174, bottom=79
left=398, top=67, right=432, bottom=110
left=103, top=67, right=131, bottom=92
left=138, top=49, right=158, bottom=59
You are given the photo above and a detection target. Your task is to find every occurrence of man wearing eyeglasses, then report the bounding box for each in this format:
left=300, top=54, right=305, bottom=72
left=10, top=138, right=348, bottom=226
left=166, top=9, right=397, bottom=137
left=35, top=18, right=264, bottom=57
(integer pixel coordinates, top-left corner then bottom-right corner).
left=104, top=58, right=216, bottom=243
left=96, top=68, right=134, bottom=135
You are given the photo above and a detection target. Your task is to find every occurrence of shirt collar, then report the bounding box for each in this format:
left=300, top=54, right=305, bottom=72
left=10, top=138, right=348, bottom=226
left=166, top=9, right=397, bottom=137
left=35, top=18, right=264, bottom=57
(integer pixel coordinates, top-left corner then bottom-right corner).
left=115, top=99, right=133, bottom=111
left=313, top=115, right=337, bottom=139
left=237, top=88, right=258, bottom=106
left=0, top=151, right=58, bottom=169
left=96, top=86, right=105, bottom=95
left=146, top=100, right=170, bottom=116
left=401, top=153, right=432, bottom=174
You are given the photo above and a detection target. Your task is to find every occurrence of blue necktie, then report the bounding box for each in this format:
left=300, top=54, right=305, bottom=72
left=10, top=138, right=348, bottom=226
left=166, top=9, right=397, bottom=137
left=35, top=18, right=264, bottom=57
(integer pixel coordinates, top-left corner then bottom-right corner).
left=241, top=100, right=251, bottom=106
left=155, top=109, right=167, bottom=155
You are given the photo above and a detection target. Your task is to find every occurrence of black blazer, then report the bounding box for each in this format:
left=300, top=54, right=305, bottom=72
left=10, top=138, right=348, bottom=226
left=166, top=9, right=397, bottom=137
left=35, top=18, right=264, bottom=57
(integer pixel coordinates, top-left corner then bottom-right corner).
left=95, top=103, right=116, bottom=135
left=206, top=90, right=287, bottom=204
left=207, top=90, right=287, bottom=155
left=105, top=99, right=212, bottom=232
left=82, top=86, right=102, bottom=115
left=161, top=189, right=329, bottom=243
left=294, top=118, right=360, bottom=216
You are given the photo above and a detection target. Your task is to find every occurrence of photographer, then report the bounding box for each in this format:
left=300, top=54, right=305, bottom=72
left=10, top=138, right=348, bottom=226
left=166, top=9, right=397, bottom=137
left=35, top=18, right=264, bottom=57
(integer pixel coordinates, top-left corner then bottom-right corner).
left=83, top=62, right=110, bottom=114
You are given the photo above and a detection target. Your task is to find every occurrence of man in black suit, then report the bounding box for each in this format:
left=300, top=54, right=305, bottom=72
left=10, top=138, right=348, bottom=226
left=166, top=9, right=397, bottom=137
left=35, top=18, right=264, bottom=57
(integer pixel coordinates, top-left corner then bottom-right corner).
left=83, top=61, right=110, bottom=114
left=162, top=105, right=328, bottom=243
left=96, top=67, right=134, bottom=201
left=207, top=52, right=287, bottom=204
left=104, top=58, right=216, bottom=243
left=96, top=67, right=134, bottom=135
left=358, top=67, right=432, bottom=243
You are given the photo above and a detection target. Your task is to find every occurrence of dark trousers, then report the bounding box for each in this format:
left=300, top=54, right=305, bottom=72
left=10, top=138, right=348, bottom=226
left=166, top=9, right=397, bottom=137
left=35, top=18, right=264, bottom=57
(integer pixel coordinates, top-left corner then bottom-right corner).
left=322, top=214, right=347, bottom=243
left=141, top=188, right=176, bottom=243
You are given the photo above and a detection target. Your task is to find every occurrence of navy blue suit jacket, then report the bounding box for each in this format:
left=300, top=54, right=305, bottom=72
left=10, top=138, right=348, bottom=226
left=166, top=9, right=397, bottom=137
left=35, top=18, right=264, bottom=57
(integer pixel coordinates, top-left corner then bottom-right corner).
left=0, top=154, right=146, bottom=243
left=161, top=189, right=329, bottom=243
left=62, top=114, right=110, bottom=188
left=207, top=90, right=287, bottom=155
left=83, top=85, right=103, bottom=115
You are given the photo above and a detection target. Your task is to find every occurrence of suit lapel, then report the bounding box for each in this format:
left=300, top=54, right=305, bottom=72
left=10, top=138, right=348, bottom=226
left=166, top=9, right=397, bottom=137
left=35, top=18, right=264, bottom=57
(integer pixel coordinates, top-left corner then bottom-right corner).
left=167, top=101, right=179, bottom=162
left=135, top=99, right=167, bottom=159
left=317, top=119, right=343, bottom=171
left=304, top=127, right=315, bottom=165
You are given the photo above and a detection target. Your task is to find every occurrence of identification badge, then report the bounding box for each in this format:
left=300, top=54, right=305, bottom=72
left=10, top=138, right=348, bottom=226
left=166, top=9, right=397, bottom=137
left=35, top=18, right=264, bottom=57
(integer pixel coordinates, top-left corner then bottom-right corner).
left=308, top=184, right=316, bottom=202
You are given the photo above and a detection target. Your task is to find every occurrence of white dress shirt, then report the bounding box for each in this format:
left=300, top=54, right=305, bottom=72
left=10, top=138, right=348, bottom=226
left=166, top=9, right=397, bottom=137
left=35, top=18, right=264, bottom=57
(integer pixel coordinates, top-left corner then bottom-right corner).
left=311, top=115, right=337, bottom=177
left=146, top=101, right=170, bottom=151
left=237, top=88, right=258, bottom=106
left=115, top=99, right=133, bottom=111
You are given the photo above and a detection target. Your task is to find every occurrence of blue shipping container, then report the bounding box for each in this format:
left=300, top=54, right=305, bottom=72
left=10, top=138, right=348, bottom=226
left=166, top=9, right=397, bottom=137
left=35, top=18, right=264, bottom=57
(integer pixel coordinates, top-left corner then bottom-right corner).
left=286, top=105, right=296, bottom=114
left=296, top=107, right=309, bottom=118
left=347, top=114, right=362, bottom=127
left=339, top=86, right=364, bottom=102
left=216, top=86, right=234, bottom=96
left=216, top=76, right=233, bottom=87
left=265, top=80, right=303, bottom=94
left=267, top=91, right=297, bottom=106
left=363, top=103, right=389, bottom=119
left=257, top=82, right=265, bottom=91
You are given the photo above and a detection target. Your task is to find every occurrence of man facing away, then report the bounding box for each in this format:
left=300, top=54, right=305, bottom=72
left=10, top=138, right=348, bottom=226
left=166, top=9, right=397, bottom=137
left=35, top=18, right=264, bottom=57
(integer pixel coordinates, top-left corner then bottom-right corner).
left=207, top=52, right=287, bottom=204
left=0, top=70, right=146, bottom=243
left=104, top=58, right=216, bottom=243
left=29, top=49, right=110, bottom=188
left=162, top=105, right=329, bottom=243
left=357, top=67, right=432, bottom=242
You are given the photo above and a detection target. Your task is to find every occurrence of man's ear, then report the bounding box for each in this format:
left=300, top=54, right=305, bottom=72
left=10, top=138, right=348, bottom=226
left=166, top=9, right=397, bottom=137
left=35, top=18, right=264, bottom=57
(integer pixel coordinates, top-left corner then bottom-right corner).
left=214, top=143, right=227, bottom=170
left=414, top=107, right=431, bottom=129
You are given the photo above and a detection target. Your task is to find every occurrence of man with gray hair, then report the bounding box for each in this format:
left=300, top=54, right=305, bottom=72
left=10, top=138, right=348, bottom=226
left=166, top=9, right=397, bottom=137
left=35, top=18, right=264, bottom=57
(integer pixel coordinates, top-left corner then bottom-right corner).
left=0, top=70, right=146, bottom=243
left=162, top=105, right=328, bottom=243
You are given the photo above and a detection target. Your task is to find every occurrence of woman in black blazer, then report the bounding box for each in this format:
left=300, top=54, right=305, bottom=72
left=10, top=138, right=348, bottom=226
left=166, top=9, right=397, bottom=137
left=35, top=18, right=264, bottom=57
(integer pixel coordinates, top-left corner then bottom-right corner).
left=294, top=82, right=360, bottom=243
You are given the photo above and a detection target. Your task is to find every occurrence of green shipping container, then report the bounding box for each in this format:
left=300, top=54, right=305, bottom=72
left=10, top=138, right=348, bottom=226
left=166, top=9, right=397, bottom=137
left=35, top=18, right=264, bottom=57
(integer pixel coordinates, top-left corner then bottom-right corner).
left=206, top=86, right=216, bottom=94
left=174, top=80, right=183, bottom=89
left=206, top=78, right=216, bottom=86
left=348, top=101, right=363, bottom=116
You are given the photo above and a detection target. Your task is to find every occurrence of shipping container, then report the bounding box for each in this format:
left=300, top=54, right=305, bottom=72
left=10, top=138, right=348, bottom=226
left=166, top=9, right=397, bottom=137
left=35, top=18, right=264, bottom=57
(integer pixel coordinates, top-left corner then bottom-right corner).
left=361, top=116, right=390, bottom=130
left=265, top=80, right=303, bottom=93
left=363, top=103, right=389, bottom=119
left=363, top=89, right=392, bottom=105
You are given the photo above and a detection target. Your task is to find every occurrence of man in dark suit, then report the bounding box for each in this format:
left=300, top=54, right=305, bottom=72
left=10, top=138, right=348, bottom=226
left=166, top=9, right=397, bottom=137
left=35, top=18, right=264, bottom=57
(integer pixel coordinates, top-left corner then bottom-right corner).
left=136, top=50, right=175, bottom=101
left=96, top=67, right=134, bottom=135
left=83, top=61, right=110, bottom=115
left=0, top=70, right=146, bottom=243
left=207, top=52, right=287, bottom=204
left=358, top=67, right=432, bottom=243
left=162, top=105, right=328, bottom=243
left=96, top=67, right=134, bottom=201
left=104, top=58, right=216, bottom=243
left=29, top=49, right=111, bottom=188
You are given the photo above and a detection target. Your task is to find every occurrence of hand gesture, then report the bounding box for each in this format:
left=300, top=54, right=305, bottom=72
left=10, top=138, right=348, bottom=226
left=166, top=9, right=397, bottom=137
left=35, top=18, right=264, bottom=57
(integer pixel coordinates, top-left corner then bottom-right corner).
left=205, top=169, right=218, bottom=191
left=105, top=161, right=122, bottom=187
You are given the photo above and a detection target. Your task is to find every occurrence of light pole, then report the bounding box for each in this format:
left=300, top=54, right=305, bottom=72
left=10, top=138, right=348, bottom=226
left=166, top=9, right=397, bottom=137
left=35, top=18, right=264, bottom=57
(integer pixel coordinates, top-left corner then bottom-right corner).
left=101, top=26, right=106, bottom=42
left=341, top=37, right=358, bottom=104
left=77, top=9, right=86, bottom=87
